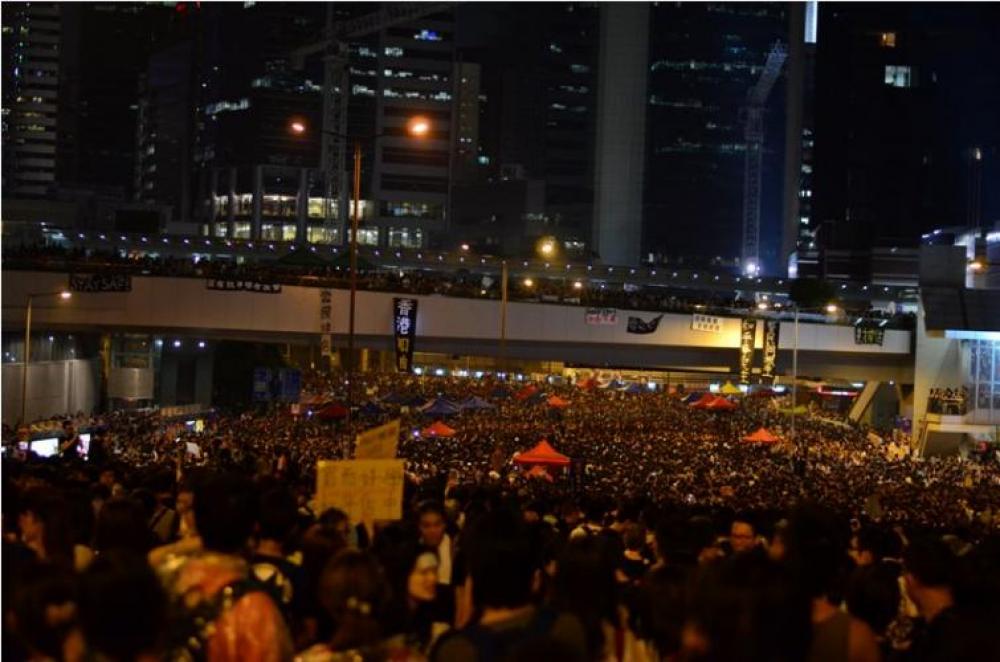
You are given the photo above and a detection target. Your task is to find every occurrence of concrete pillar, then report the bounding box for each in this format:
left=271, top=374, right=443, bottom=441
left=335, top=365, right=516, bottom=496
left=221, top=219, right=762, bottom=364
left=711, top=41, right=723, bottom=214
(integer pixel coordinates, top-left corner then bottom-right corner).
left=251, top=165, right=264, bottom=240
left=592, top=3, right=649, bottom=267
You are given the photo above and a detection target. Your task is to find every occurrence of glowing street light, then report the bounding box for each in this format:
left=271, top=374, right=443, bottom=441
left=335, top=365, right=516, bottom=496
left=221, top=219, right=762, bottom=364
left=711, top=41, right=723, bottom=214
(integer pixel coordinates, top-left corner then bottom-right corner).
left=407, top=116, right=431, bottom=137
left=825, top=303, right=839, bottom=314
left=523, top=278, right=534, bottom=288
left=289, top=120, right=306, bottom=135
left=572, top=281, right=583, bottom=290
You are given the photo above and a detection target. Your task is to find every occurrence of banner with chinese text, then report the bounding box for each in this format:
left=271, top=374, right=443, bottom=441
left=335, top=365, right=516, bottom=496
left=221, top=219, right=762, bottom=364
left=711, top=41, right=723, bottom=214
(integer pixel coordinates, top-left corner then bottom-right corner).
left=393, top=298, right=417, bottom=372
left=739, top=318, right=757, bottom=383
left=691, top=314, right=723, bottom=333
left=761, top=319, right=780, bottom=383
left=316, top=459, right=404, bottom=523
left=585, top=308, right=618, bottom=325
left=319, top=289, right=333, bottom=356
left=355, top=419, right=400, bottom=460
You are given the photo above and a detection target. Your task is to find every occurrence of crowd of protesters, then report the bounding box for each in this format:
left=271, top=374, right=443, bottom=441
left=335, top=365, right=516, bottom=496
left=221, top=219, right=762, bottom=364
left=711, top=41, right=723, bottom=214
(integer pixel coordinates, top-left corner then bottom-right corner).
left=4, top=372, right=998, bottom=661
left=4, top=243, right=916, bottom=327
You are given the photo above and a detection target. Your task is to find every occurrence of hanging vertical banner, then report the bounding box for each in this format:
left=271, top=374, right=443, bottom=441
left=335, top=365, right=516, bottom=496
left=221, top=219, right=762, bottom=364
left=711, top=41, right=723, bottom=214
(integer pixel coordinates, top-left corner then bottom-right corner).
left=739, top=318, right=757, bottom=384
left=393, top=298, right=417, bottom=373
left=761, top=319, right=780, bottom=384
left=319, top=289, right=333, bottom=356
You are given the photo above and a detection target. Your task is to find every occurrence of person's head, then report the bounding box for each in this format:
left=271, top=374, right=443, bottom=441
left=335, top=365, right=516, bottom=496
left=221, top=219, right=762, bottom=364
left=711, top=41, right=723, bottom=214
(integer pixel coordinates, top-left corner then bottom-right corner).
left=256, top=487, right=298, bottom=546
left=192, top=472, right=257, bottom=554
left=849, top=526, right=887, bottom=567
left=847, top=562, right=901, bottom=637
left=903, top=537, right=955, bottom=618
left=623, top=523, right=645, bottom=552
left=729, top=518, right=756, bottom=554
left=784, top=504, right=851, bottom=602
left=77, top=551, right=166, bottom=661
left=98, top=468, right=116, bottom=489
left=10, top=562, right=78, bottom=660
left=464, top=507, right=540, bottom=610
left=318, top=508, right=351, bottom=541
left=553, top=535, right=620, bottom=658
left=417, top=500, right=446, bottom=547
left=408, top=548, right=439, bottom=604
left=318, top=549, right=390, bottom=651
left=18, top=488, right=74, bottom=566
left=94, top=498, right=153, bottom=555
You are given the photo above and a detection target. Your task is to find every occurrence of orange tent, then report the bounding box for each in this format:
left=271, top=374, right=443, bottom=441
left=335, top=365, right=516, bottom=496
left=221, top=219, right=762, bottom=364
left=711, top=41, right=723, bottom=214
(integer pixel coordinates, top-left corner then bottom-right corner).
left=689, top=393, right=719, bottom=409
left=514, top=384, right=539, bottom=400
left=421, top=420, right=457, bottom=438
left=513, top=440, right=571, bottom=467
left=742, top=427, right=781, bottom=444
left=526, top=465, right=554, bottom=482
left=547, top=395, right=571, bottom=408
left=705, top=397, right=738, bottom=411
left=577, top=378, right=598, bottom=391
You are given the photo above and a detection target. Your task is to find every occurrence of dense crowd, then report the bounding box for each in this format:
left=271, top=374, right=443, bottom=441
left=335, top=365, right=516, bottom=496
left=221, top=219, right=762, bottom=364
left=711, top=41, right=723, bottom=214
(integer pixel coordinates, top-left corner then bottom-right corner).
left=4, top=373, right=998, bottom=661
left=4, top=243, right=916, bottom=327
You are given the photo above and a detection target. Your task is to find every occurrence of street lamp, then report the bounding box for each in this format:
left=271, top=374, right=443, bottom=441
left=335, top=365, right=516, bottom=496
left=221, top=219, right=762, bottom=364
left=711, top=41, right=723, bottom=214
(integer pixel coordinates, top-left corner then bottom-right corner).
left=21, top=290, right=72, bottom=424
left=787, top=302, right=839, bottom=479
left=289, top=115, right=428, bottom=420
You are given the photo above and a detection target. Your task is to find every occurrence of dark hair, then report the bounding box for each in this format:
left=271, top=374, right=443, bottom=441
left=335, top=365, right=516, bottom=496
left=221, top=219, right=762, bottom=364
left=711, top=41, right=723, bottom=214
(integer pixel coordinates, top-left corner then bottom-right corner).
left=257, top=487, right=298, bottom=543
left=464, top=508, right=539, bottom=609
left=19, top=488, right=75, bottom=569
left=553, top=535, right=619, bottom=658
left=319, top=549, right=390, bottom=651
left=847, top=562, right=901, bottom=635
left=416, top=499, right=445, bottom=519
left=94, top=498, right=154, bottom=555
left=10, top=562, right=78, bottom=659
left=192, top=472, right=257, bottom=554
left=784, top=504, right=851, bottom=600
left=371, top=523, right=436, bottom=640
left=904, top=536, right=955, bottom=589
left=78, top=551, right=166, bottom=660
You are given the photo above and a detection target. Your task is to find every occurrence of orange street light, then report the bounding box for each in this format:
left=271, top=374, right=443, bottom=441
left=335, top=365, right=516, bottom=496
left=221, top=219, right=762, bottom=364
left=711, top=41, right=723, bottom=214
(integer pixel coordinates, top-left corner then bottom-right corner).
left=289, top=120, right=306, bottom=135
left=407, top=116, right=431, bottom=137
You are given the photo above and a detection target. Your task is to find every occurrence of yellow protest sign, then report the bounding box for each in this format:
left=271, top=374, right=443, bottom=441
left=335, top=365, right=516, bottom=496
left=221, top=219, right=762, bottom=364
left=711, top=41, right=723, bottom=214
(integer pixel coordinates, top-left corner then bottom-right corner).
left=316, top=459, right=404, bottom=523
left=354, top=419, right=401, bottom=460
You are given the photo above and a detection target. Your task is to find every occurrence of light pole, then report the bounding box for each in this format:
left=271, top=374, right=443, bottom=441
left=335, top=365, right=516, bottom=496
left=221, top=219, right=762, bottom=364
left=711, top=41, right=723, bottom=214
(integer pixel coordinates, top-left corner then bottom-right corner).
left=787, top=302, right=838, bottom=478
left=290, top=116, right=429, bottom=420
left=21, top=290, right=72, bottom=424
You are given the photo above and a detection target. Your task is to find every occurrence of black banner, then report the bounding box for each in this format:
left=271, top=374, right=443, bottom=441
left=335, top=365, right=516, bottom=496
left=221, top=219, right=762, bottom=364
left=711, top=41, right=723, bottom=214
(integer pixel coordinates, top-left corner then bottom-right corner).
left=206, top=279, right=282, bottom=293
left=761, top=319, right=780, bottom=384
left=393, top=298, right=417, bottom=373
left=69, top=273, right=131, bottom=292
left=627, top=314, right=663, bottom=334
left=854, top=324, right=885, bottom=346
left=739, top=318, right=757, bottom=384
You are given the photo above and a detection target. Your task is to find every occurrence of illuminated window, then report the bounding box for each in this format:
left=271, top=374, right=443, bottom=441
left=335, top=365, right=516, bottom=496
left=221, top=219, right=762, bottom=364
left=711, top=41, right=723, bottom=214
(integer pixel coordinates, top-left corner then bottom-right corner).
left=356, top=228, right=379, bottom=246
left=388, top=227, right=424, bottom=248
left=880, top=32, right=896, bottom=48
left=307, top=226, right=340, bottom=244
left=384, top=46, right=404, bottom=57
left=413, top=29, right=441, bottom=41
left=884, top=65, right=912, bottom=88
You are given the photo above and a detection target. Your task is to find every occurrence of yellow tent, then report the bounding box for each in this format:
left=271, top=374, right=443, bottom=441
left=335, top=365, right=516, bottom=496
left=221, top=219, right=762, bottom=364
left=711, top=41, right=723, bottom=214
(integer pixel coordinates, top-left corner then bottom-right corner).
left=720, top=382, right=742, bottom=395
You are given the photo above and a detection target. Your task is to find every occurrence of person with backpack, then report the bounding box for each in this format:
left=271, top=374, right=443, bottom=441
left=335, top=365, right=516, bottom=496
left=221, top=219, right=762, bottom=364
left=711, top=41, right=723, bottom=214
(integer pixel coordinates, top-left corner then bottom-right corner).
left=430, top=508, right=587, bottom=662
left=158, top=472, right=293, bottom=662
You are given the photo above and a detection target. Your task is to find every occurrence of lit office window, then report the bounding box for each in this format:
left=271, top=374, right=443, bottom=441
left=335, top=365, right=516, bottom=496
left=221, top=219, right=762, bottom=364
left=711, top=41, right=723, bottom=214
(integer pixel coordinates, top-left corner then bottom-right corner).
left=884, top=65, right=912, bottom=88
left=880, top=32, right=896, bottom=48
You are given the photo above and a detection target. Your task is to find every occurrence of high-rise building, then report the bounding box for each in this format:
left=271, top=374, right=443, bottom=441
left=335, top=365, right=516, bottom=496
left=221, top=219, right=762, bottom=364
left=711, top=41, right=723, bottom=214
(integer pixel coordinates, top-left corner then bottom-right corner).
left=2, top=2, right=62, bottom=198
left=641, top=3, right=788, bottom=271
left=812, top=4, right=1000, bottom=279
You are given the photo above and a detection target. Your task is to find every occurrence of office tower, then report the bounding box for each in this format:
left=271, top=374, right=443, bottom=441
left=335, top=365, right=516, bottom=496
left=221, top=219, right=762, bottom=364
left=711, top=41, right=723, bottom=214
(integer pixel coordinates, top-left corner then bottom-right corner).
left=2, top=2, right=61, bottom=198
left=642, top=2, right=787, bottom=272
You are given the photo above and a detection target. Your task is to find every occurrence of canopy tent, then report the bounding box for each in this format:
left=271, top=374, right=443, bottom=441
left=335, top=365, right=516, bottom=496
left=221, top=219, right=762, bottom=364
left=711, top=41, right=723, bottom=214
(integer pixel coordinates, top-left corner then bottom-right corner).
left=513, top=440, right=571, bottom=467
left=421, top=420, right=457, bottom=438
left=514, top=384, right=539, bottom=401
left=705, top=397, right=738, bottom=411
left=621, top=382, right=645, bottom=394
left=742, top=427, right=781, bottom=444
left=526, top=465, right=554, bottom=482
left=577, top=378, right=599, bottom=391
left=460, top=395, right=495, bottom=411
left=315, top=402, right=349, bottom=421
left=682, top=392, right=704, bottom=404
left=602, top=379, right=625, bottom=390
left=421, top=397, right=462, bottom=416
left=547, top=395, right=571, bottom=409
left=720, top=382, right=742, bottom=395
left=689, top=393, right=719, bottom=409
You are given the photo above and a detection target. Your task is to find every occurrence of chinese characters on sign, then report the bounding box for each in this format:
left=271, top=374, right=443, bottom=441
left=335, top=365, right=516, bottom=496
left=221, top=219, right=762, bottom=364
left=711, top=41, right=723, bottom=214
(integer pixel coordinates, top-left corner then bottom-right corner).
left=354, top=419, right=401, bottom=460
left=739, top=318, right=757, bottom=384
left=393, top=298, right=417, bottom=373
left=319, top=289, right=333, bottom=356
left=206, top=279, right=281, bottom=293
left=761, top=320, right=780, bottom=384
left=585, top=308, right=618, bottom=325
left=316, top=459, right=404, bottom=524
left=854, top=325, right=885, bottom=346
left=691, top=314, right=722, bottom=334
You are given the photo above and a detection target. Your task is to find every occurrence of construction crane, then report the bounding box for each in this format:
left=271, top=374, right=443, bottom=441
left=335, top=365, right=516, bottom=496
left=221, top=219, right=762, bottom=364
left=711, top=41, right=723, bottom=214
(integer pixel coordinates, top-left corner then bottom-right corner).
left=741, top=41, right=787, bottom=276
left=292, top=3, right=453, bottom=239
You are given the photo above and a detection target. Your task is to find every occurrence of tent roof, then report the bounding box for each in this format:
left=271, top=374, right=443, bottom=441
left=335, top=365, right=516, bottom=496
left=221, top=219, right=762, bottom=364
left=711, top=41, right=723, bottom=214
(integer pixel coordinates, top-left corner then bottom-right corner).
left=705, top=397, right=738, bottom=411
left=577, top=378, right=598, bottom=390
left=421, top=397, right=461, bottom=415
left=514, top=384, right=539, bottom=400
left=526, top=465, right=554, bottom=482
left=547, top=395, right=571, bottom=408
left=720, top=382, right=742, bottom=395
left=622, top=382, right=644, bottom=394
left=460, top=395, right=495, bottom=410
left=422, top=420, right=457, bottom=437
left=743, top=427, right=781, bottom=443
left=689, top=393, right=719, bottom=408
left=315, top=402, right=348, bottom=420
left=513, top=440, right=571, bottom=466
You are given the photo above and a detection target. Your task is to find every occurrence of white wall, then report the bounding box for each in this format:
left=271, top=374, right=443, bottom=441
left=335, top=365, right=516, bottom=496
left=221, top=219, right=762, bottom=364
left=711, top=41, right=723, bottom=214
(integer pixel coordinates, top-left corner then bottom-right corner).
left=2, top=359, right=101, bottom=424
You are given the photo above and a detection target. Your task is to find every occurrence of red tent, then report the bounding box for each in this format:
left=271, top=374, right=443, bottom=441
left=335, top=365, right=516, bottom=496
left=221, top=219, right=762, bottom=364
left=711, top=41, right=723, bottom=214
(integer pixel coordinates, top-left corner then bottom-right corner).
left=705, top=397, right=738, bottom=411
left=742, top=427, right=781, bottom=444
left=547, top=395, right=571, bottom=409
left=689, top=393, right=719, bottom=409
left=514, top=384, right=539, bottom=401
left=577, top=378, right=598, bottom=391
left=513, top=440, right=571, bottom=467
left=421, top=420, right=457, bottom=438
left=315, top=402, right=349, bottom=420
left=526, top=465, right=554, bottom=482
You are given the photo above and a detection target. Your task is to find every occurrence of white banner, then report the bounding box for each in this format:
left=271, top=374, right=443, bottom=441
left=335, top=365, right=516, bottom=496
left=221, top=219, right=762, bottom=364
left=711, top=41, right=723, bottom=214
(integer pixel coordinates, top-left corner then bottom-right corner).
left=585, top=308, right=618, bottom=325
left=691, top=314, right=723, bottom=333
